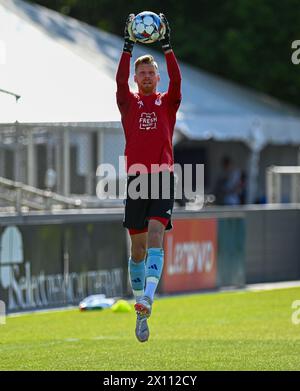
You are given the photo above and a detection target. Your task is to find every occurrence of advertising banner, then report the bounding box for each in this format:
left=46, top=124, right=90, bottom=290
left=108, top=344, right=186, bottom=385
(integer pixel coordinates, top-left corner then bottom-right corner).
left=162, top=219, right=218, bottom=293
left=0, top=221, right=127, bottom=313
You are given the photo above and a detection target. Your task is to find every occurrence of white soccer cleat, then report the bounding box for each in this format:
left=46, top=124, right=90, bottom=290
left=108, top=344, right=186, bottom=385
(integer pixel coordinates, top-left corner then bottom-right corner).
left=135, top=313, right=150, bottom=343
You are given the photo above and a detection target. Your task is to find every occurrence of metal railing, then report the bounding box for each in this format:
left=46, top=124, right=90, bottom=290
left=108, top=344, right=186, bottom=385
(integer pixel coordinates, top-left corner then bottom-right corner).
left=0, top=176, right=82, bottom=212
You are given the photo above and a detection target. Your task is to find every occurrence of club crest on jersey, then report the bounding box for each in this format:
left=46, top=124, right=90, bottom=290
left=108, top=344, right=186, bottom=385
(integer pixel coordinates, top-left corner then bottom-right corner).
left=139, top=112, right=157, bottom=130
left=155, top=96, right=162, bottom=106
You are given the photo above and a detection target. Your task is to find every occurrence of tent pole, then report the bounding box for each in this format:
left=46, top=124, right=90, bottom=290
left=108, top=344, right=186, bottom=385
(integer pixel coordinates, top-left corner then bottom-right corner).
left=63, top=129, right=70, bottom=196
left=247, top=147, right=261, bottom=204
left=27, top=130, right=36, bottom=187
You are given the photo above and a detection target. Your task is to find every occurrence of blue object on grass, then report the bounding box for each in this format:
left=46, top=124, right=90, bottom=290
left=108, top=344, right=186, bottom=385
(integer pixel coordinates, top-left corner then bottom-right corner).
left=79, top=294, right=115, bottom=311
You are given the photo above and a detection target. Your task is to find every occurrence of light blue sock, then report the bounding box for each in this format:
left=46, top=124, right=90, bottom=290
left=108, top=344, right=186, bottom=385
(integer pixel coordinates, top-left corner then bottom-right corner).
left=128, top=258, right=145, bottom=302
left=144, top=248, right=164, bottom=302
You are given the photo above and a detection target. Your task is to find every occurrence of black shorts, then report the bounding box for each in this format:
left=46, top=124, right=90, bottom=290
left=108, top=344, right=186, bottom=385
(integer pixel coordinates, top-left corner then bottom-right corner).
left=123, top=172, right=175, bottom=231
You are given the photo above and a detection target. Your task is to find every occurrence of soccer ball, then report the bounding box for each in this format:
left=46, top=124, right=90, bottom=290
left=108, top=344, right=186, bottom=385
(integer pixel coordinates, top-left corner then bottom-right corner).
left=131, top=11, right=165, bottom=44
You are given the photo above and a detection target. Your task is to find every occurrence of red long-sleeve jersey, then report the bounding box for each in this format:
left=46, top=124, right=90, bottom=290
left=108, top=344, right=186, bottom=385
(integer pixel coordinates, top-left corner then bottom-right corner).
left=116, top=51, right=181, bottom=174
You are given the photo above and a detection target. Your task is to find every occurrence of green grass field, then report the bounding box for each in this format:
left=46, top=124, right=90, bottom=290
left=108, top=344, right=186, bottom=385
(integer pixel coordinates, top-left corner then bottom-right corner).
left=1, top=287, right=300, bottom=370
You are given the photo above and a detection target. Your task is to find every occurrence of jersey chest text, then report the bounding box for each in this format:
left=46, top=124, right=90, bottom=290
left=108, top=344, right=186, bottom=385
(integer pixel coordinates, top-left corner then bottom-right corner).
left=133, top=95, right=165, bottom=131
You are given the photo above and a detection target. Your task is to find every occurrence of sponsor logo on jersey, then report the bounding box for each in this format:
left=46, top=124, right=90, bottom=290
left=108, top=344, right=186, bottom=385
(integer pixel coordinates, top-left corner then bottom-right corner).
left=139, top=112, right=157, bottom=130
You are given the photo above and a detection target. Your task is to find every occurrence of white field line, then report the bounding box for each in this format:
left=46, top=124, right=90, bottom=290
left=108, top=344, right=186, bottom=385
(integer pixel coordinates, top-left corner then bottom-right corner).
left=246, top=280, right=300, bottom=292
left=5, top=281, right=300, bottom=319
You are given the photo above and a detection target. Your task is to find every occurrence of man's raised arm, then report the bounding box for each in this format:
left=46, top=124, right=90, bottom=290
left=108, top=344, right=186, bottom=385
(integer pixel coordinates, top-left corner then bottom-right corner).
left=159, top=14, right=182, bottom=102
left=116, top=14, right=136, bottom=108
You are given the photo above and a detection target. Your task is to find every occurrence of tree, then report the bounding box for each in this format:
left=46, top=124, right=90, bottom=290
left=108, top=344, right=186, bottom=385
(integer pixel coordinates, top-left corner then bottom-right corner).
left=30, top=0, right=300, bottom=107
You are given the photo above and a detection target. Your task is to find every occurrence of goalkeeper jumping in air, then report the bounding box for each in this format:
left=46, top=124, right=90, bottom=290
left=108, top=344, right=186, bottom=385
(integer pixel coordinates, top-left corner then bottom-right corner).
left=116, top=13, right=182, bottom=342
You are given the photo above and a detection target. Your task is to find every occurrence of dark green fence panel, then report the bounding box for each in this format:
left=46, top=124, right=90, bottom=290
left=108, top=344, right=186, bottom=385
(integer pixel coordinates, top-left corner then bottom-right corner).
left=217, top=218, right=246, bottom=288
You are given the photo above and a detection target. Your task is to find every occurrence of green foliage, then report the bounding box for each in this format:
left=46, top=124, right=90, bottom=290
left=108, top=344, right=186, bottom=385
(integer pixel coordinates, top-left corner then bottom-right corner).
left=30, top=0, right=300, bottom=106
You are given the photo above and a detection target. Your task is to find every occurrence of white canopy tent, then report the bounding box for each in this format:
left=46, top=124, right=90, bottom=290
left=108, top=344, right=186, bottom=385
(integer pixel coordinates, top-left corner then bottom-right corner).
left=1, top=0, right=300, bottom=201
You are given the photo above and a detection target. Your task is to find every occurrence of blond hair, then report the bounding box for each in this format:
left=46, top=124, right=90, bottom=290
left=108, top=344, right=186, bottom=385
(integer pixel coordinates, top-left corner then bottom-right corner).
left=134, top=54, right=159, bottom=73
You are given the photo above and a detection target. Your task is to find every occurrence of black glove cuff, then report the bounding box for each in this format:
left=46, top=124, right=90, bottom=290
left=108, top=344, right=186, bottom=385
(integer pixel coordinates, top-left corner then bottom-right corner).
left=161, top=39, right=172, bottom=52
left=123, top=40, right=134, bottom=54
